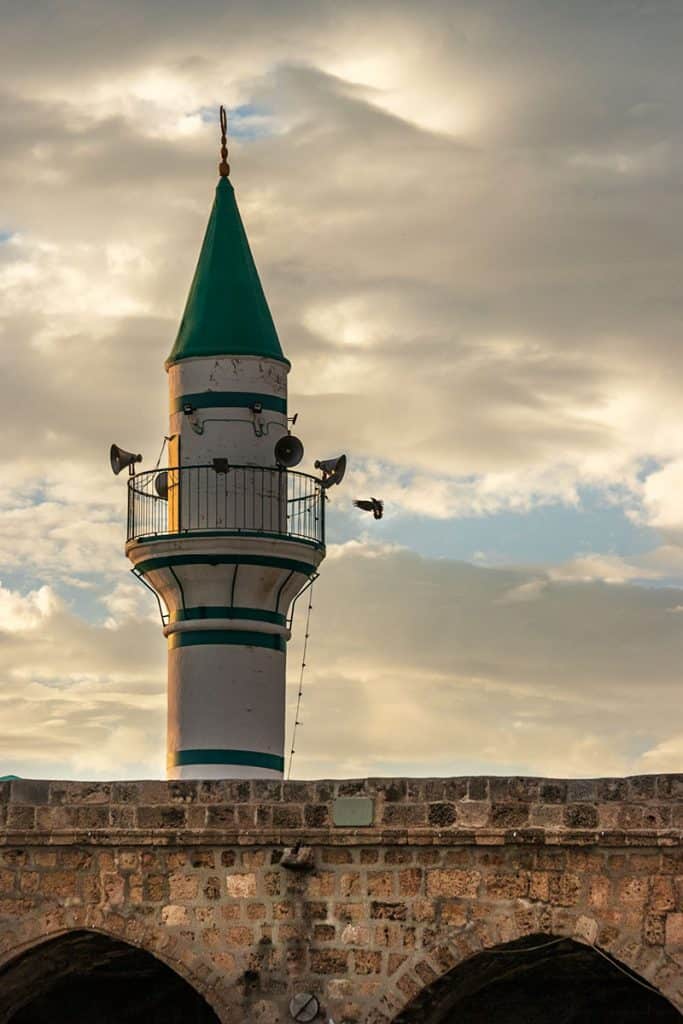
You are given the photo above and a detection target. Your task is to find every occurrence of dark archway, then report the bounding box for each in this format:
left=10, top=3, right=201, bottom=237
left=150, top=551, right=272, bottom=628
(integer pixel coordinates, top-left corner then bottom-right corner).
left=0, top=931, right=221, bottom=1024
left=395, top=935, right=681, bottom=1023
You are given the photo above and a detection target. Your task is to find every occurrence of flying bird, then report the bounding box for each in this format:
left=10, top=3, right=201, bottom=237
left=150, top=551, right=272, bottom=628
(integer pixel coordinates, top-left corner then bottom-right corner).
left=353, top=498, right=384, bottom=520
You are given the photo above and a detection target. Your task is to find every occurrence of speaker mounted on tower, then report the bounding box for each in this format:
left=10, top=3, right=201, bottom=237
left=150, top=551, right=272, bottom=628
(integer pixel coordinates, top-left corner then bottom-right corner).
left=274, top=434, right=304, bottom=468
left=110, top=444, right=143, bottom=476
left=314, top=454, right=347, bottom=488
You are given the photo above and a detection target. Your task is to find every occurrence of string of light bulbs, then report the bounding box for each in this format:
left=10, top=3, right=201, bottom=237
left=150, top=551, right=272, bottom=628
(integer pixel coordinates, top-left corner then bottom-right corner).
left=287, top=583, right=315, bottom=780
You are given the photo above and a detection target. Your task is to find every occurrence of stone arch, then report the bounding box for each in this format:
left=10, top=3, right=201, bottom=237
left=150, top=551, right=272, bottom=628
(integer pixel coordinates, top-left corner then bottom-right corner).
left=0, top=909, right=231, bottom=1023
left=371, top=905, right=683, bottom=1022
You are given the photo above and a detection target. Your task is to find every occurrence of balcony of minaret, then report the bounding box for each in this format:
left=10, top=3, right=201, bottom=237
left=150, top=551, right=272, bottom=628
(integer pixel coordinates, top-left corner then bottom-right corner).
left=126, top=463, right=324, bottom=549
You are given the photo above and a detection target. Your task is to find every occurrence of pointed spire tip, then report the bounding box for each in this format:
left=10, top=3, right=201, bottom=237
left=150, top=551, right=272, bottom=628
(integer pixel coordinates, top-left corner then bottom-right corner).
left=218, top=105, right=230, bottom=178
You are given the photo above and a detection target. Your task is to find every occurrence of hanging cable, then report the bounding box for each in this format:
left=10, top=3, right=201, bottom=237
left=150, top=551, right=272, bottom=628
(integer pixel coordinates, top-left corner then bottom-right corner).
left=287, top=582, right=314, bottom=780
left=154, top=436, right=170, bottom=469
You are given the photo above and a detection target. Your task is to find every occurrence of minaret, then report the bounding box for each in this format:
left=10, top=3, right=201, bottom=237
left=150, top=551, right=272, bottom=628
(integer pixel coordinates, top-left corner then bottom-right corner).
left=122, top=109, right=330, bottom=779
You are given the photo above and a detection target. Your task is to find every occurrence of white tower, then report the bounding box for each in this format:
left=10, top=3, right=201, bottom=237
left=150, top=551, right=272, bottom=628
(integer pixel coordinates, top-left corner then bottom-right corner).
left=122, top=111, right=331, bottom=779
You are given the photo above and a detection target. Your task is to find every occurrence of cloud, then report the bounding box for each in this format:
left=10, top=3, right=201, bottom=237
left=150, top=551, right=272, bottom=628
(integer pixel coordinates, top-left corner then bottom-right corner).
left=0, top=581, right=165, bottom=778
left=0, top=545, right=678, bottom=780
left=285, top=544, right=683, bottom=779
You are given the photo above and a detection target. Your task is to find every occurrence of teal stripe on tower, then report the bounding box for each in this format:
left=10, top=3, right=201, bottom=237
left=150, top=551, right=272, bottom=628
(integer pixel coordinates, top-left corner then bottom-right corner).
left=168, top=630, right=286, bottom=651
left=170, top=749, right=285, bottom=771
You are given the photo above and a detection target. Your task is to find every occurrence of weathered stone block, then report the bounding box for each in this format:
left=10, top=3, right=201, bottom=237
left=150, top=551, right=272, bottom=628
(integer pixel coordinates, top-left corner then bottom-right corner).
left=428, top=803, right=456, bottom=827
left=310, top=949, right=349, bottom=974
left=226, top=873, right=257, bottom=898
left=426, top=870, right=481, bottom=898
left=564, top=804, right=599, bottom=829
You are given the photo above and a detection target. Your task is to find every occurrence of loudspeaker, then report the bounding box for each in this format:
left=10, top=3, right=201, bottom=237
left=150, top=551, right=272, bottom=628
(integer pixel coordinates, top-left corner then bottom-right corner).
left=154, top=471, right=168, bottom=499
left=274, top=434, right=304, bottom=468
left=110, top=444, right=143, bottom=476
left=314, top=454, right=347, bottom=488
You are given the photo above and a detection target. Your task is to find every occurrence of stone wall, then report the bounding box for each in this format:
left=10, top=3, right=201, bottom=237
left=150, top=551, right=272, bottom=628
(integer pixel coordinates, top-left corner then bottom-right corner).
left=0, top=775, right=680, bottom=1022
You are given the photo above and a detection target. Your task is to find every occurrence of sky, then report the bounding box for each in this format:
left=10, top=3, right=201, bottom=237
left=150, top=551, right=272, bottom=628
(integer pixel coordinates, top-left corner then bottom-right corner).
left=0, top=0, right=682, bottom=780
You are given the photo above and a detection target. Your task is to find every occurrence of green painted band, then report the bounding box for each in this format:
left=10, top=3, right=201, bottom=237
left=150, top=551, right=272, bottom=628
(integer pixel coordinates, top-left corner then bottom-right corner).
left=133, top=530, right=323, bottom=551
left=137, top=553, right=317, bottom=576
left=171, top=749, right=284, bottom=771
left=170, top=607, right=286, bottom=626
left=172, top=391, right=287, bottom=415
left=168, top=630, right=285, bottom=651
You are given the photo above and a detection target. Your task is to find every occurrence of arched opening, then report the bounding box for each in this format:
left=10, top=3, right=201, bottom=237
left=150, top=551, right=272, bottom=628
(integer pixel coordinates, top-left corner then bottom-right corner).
left=395, top=935, right=681, bottom=1023
left=0, top=931, right=220, bottom=1024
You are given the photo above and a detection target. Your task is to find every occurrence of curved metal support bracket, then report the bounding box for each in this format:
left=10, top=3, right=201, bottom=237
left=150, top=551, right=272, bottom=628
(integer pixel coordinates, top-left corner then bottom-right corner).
left=287, top=572, right=319, bottom=630
left=130, top=567, right=169, bottom=627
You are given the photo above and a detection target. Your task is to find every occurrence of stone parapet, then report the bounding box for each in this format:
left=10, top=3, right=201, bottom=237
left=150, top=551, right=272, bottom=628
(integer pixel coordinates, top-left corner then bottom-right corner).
left=0, top=775, right=680, bottom=848
left=0, top=775, right=680, bottom=1021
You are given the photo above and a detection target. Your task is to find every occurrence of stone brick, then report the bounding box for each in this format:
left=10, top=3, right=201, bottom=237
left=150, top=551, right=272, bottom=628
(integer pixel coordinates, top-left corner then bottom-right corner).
left=468, top=778, right=488, bottom=800
left=529, top=871, right=550, bottom=901
left=272, top=805, right=303, bottom=828
left=381, top=804, right=427, bottom=827
left=548, top=873, right=582, bottom=907
left=341, top=923, right=370, bottom=946
left=323, top=848, right=353, bottom=864
left=225, top=925, right=254, bottom=946
left=428, top=803, right=456, bottom=827
left=339, top=872, right=361, bottom=897
left=456, top=802, right=490, bottom=827
left=168, top=873, right=199, bottom=901
left=486, top=872, right=529, bottom=899
left=206, top=806, right=235, bottom=827
left=310, top=949, right=349, bottom=974
left=307, top=872, right=335, bottom=898
left=540, top=782, right=567, bottom=804
left=491, top=804, right=529, bottom=828
left=665, top=913, right=683, bottom=948
left=650, top=876, right=675, bottom=912
left=644, top=912, right=666, bottom=945
left=137, top=806, right=186, bottom=829
left=388, top=953, right=408, bottom=975
left=619, top=877, right=649, bottom=906
left=426, top=870, right=481, bottom=898
left=566, top=780, right=598, bottom=802
left=598, top=779, right=628, bottom=802
left=360, top=849, right=380, bottom=864
left=143, top=874, right=166, bottom=902
left=204, top=877, right=221, bottom=900
left=41, top=871, right=80, bottom=899
left=226, top=873, right=257, bottom=898
left=354, top=950, right=382, bottom=974
left=162, top=904, right=189, bottom=926
left=398, top=869, right=422, bottom=897
left=530, top=804, right=564, bottom=827
left=102, top=872, right=124, bottom=905
left=305, top=804, right=330, bottom=827
left=190, top=850, right=215, bottom=868
left=564, top=804, right=599, bottom=829
left=441, top=901, right=468, bottom=927
left=370, top=902, right=407, bottom=921
left=7, top=806, right=35, bottom=830
left=411, top=898, right=436, bottom=923
left=367, top=872, right=394, bottom=898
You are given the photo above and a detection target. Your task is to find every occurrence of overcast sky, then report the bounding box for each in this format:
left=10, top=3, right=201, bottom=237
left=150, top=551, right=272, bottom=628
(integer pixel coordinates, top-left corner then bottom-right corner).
left=1, top=0, right=682, bottom=780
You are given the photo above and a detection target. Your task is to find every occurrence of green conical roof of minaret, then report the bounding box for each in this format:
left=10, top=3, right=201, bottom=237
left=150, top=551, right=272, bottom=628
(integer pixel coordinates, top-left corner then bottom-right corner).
left=166, top=177, right=288, bottom=367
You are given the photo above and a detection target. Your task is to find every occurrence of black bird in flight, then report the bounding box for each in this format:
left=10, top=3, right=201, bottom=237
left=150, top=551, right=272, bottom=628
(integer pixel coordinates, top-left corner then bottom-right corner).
left=353, top=498, right=384, bottom=520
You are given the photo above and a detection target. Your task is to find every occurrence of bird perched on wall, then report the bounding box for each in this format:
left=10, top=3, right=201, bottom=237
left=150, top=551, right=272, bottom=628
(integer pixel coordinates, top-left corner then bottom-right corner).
left=353, top=498, right=384, bottom=520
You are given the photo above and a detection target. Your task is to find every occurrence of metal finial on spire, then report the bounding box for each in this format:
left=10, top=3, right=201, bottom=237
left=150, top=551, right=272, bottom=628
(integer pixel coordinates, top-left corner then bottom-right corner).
left=218, top=105, right=230, bottom=178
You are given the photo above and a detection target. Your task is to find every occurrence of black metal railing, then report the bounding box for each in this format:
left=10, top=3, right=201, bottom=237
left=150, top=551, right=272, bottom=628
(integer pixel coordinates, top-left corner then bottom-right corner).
left=127, top=465, right=325, bottom=546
